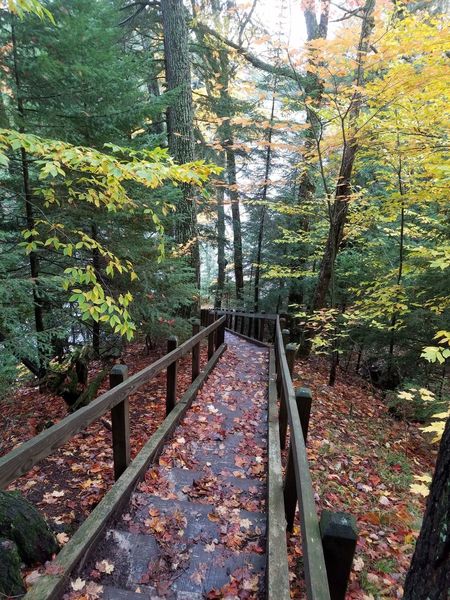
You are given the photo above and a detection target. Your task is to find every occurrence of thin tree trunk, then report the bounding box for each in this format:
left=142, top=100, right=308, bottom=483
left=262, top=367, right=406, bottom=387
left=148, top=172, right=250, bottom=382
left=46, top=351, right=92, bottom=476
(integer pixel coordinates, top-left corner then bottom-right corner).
left=254, top=85, right=277, bottom=312
left=215, top=154, right=226, bottom=309
left=11, top=18, right=46, bottom=377
left=224, top=128, right=244, bottom=301
left=91, top=223, right=101, bottom=358
left=389, top=151, right=406, bottom=357
left=403, top=417, right=450, bottom=598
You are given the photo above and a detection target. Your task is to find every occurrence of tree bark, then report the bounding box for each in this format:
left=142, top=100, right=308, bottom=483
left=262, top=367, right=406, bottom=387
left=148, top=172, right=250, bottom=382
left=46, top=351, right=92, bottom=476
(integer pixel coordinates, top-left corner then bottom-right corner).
left=214, top=153, right=226, bottom=309
left=312, top=0, right=375, bottom=311
left=224, top=134, right=244, bottom=302
left=11, top=17, right=46, bottom=378
left=254, top=85, right=277, bottom=312
left=288, top=0, right=329, bottom=309
left=91, top=223, right=101, bottom=358
left=403, top=418, right=450, bottom=599
left=160, top=0, right=200, bottom=288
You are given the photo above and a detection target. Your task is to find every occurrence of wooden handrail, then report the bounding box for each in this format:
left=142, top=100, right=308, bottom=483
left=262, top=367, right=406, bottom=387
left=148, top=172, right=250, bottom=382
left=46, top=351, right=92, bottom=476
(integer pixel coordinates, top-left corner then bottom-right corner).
left=0, top=316, right=226, bottom=489
left=274, top=318, right=331, bottom=600
left=212, top=309, right=278, bottom=320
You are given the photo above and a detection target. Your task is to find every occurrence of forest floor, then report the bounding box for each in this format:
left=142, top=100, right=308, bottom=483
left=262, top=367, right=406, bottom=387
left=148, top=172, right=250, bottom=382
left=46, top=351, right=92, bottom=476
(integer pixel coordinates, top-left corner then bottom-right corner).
left=0, top=339, right=437, bottom=599
left=288, top=356, right=437, bottom=599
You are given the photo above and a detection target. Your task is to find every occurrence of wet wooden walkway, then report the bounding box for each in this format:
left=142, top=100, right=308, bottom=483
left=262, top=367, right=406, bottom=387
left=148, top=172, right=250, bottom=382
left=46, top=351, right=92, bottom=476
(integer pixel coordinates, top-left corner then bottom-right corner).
left=77, top=333, right=270, bottom=598
left=2, top=311, right=356, bottom=600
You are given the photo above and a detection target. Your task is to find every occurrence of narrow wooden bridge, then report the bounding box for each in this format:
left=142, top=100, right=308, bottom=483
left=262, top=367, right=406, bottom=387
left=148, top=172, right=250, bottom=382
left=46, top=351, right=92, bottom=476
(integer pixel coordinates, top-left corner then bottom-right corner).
left=0, top=311, right=357, bottom=600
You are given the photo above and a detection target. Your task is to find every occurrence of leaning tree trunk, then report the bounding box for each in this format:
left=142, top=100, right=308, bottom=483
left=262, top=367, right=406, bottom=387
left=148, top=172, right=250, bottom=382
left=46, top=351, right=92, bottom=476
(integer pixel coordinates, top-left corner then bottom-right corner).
left=312, top=0, right=375, bottom=311
left=160, top=0, right=200, bottom=288
left=225, top=140, right=244, bottom=303
left=403, top=417, right=450, bottom=598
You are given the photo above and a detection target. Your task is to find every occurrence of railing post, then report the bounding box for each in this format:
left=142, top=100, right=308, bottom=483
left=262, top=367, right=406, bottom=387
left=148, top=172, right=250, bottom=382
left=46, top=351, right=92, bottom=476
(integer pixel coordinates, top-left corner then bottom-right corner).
left=277, top=329, right=291, bottom=448
left=259, top=311, right=266, bottom=342
left=284, top=387, right=313, bottom=530
left=286, top=343, right=297, bottom=378
left=191, top=318, right=201, bottom=381
left=240, top=313, right=245, bottom=335
left=109, top=365, right=130, bottom=481
left=254, top=314, right=260, bottom=340
left=166, top=335, right=178, bottom=415
left=216, top=316, right=225, bottom=349
left=207, top=312, right=215, bottom=359
left=320, top=511, right=358, bottom=600
left=247, top=311, right=254, bottom=338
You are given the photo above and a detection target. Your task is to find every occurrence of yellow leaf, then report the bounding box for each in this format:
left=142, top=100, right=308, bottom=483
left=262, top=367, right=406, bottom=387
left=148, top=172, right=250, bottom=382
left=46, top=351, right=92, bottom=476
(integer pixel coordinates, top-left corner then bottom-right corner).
left=409, top=483, right=429, bottom=497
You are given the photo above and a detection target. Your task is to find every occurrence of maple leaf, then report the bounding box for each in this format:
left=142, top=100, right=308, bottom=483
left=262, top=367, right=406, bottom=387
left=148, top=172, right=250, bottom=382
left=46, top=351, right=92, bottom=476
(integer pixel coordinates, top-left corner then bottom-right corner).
left=44, top=561, right=65, bottom=576
left=25, top=570, right=42, bottom=586
left=71, top=577, right=86, bottom=591
left=95, top=559, right=114, bottom=574
left=204, top=542, right=216, bottom=552
left=190, top=563, right=207, bottom=584
left=242, top=574, right=259, bottom=591
left=353, top=557, right=364, bottom=572
left=56, top=532, right=69, bottom=545
left=409, top=482, right=429, bottom=497
left=85, top=581, right=103, bottom=599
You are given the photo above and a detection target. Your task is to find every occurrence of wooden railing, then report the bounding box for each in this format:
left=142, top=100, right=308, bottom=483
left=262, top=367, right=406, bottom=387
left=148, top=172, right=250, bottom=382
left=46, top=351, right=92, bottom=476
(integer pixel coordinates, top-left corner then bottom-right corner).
left=0, top=316, right=226, bottom=490
left=213, top=309, right=358, bottom=600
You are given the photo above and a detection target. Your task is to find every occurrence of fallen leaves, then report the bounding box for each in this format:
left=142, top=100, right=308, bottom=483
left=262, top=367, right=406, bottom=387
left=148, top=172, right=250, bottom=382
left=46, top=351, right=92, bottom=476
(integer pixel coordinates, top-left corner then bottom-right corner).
left=71, top=578, right=85, bottom=591
left=95, top=560, right=114, bottom=574
left=288, top=354, right=437, bottom=599
left=56, top=532, right=69, bottom=545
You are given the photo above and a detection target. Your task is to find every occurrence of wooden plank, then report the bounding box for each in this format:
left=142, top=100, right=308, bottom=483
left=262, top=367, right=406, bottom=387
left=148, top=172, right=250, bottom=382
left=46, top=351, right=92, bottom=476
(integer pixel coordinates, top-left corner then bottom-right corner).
left=275, top=320, right=331, bottom=600
left=214, top=310, right=277, bottom=320
left=24, top=343, right=227, bottom=600
left=0, top=317, right=226, bottom=489
left=225, top=328, right=272, bottom=348
left=266, top=349, right=290, bottom=600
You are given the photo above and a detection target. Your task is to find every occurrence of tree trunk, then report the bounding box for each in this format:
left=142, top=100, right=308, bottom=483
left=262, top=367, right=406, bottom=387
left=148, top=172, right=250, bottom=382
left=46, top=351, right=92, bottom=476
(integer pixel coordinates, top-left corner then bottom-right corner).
left=288, top=1, right=329, bottom=307
left=403, top=418, right=450, bottom=598
left=160, top=0, right=200, bottom=288
left=214, top=153, right=226, bottom=309
left=11, top=18, right=46, bottom=378
left=312, top=141, right=356, bottom=309
left=254, top=85, right=277, bottom=312
left=91, top=223, right=101, bottom=358
left=224, top=126, right=244, bottom=302
left=312, top=0, right=375, bottom=311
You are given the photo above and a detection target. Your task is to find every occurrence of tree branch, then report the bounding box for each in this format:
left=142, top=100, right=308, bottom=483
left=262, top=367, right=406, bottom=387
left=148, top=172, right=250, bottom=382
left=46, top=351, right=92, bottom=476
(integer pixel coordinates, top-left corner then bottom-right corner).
left=194, top=22, right=306, bottom=84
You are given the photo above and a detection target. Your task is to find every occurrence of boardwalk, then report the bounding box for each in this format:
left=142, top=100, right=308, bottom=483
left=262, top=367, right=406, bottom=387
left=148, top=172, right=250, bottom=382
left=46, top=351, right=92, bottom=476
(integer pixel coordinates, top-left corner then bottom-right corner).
left=78, top=333, right=270, bottom=599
